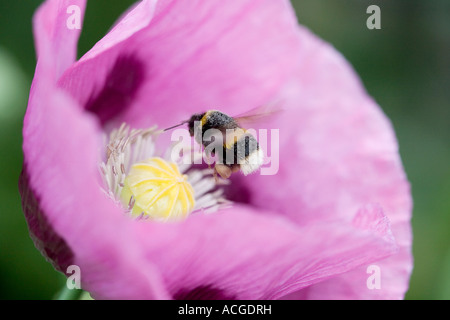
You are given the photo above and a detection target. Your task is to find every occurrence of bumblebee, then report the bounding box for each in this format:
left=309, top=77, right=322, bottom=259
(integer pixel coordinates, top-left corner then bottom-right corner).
left=164, top=105, right=280, bottom=179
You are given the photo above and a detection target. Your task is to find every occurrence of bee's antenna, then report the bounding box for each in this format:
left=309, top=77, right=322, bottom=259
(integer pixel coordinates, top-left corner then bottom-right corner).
left=163, top=120, right=189, bottom=132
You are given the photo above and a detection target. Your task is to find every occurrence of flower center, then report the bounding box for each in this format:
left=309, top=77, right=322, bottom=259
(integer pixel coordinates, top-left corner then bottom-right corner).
left=120, top=157, right=195, bottom=221
left=99, top=123, right=230, bottom=222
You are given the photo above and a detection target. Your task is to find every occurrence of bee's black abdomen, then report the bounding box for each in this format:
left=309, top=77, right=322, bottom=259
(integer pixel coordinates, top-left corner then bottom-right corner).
left=221, top=133, right=259, bottom=167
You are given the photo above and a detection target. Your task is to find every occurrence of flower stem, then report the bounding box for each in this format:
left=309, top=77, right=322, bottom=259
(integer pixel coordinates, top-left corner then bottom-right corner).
left=54, top=285, right=83, bottom=300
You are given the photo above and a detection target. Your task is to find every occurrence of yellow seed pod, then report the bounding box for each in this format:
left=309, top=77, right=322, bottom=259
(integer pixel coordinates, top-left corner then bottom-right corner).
left=120, top=157, right=195, bottom=221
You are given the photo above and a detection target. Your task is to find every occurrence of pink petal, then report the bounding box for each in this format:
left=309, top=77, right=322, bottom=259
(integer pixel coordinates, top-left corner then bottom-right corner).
left=81, top=0, right=156, bottom=61
left=33, top=0, right=86, bottom=81
left=133, top=204, right=398, bottom=299
left=57, top=0, right=302, bottom=132
left=281, top=204, right=410, bottom=299
left=234, top=27, right=413, bottom=299
left=21, top=65, right=170, bottom=299
left=22, top=0, right=169, bottom=299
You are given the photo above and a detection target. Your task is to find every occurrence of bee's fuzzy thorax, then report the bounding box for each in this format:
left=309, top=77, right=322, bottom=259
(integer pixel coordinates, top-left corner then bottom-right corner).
left=201, top=111, right=239, bottom=131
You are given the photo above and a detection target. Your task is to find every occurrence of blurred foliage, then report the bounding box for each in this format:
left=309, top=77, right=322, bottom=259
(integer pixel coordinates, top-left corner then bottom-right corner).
left=0, top=0, right=448, bottom=299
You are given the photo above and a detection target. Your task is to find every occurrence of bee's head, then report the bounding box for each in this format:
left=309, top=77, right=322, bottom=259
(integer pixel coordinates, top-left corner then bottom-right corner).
left=188, top=113, right=205, bottom=136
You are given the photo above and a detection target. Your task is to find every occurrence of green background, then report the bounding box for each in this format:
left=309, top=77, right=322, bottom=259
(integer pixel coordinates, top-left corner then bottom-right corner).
left=0, top=0, right=448, bottom=299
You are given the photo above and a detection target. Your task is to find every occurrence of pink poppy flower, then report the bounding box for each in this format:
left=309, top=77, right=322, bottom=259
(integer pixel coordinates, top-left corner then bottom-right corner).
left=19, top=0, right=412, bottom=300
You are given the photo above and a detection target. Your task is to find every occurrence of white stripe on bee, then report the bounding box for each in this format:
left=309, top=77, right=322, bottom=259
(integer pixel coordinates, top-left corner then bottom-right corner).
left=240, top=148, right=264, bottom=175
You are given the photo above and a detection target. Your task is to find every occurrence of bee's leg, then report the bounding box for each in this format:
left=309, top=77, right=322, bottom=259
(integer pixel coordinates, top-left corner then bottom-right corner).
left=205, top=152, right=213, bottom=170
left=231, top=165, right=241, bottom=173
left=204, top=151, right=219, bottom=181
left=213, top=168, right=219, bottom=183
left=214, top=164, right=232, bottom=180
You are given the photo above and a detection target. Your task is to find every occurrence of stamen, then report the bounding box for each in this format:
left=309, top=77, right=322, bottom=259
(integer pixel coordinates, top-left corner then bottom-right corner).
left=128, top=195, right=135, bottom=210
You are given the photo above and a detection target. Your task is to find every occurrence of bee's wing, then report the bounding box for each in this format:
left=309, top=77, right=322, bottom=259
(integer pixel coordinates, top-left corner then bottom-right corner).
left=232, top=102, right=284, bottom=129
